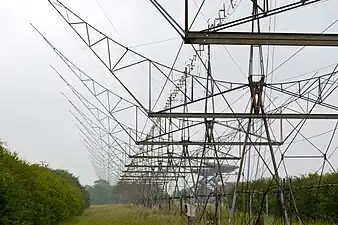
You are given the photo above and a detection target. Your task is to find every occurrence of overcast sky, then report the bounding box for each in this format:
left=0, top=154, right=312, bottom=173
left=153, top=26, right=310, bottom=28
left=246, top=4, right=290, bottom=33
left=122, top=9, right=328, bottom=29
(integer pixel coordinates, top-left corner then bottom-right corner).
left=1, top=0, right=338, bottom=186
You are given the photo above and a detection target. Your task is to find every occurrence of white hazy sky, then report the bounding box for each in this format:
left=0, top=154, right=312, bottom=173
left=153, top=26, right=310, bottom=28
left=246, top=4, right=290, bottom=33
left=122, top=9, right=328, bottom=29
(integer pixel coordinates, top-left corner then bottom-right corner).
left=0, top=0, right=187, bottom=185
left=1, top=0, right=338, bottom=185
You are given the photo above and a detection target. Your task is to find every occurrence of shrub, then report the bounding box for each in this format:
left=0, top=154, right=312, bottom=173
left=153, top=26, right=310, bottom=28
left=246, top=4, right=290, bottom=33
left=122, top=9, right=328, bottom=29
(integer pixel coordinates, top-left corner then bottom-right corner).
left=227, top=172, right=338, bottom=223
left=0, top=142, right=90, bottom=225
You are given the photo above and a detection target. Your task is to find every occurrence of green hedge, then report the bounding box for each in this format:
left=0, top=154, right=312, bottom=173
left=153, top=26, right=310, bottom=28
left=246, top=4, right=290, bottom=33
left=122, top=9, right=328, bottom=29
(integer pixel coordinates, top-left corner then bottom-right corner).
left=0, top=142, right=90, bottom=225
left=229, top=172, right=338, bottom=223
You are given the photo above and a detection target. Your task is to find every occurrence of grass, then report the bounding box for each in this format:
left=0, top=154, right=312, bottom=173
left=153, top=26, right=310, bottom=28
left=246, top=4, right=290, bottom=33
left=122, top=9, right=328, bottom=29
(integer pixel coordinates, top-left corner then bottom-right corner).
left=62, top=204, right=186, bottom=225
left=63, top=205, right=334, bottom=225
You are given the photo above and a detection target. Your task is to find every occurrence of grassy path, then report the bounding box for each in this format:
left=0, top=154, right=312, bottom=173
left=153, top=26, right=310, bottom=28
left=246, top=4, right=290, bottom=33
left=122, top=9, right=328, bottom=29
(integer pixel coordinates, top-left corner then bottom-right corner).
left=63, top=205, right=185, bottom=225
left=63, top=205, right=331, bottom=225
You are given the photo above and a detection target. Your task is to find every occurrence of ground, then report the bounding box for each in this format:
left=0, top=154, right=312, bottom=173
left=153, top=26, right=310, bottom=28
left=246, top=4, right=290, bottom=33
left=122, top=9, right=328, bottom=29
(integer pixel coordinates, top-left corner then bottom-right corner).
left=63, top=205, right=185, bottom=225
left=63, top=205, right=332, bottom=225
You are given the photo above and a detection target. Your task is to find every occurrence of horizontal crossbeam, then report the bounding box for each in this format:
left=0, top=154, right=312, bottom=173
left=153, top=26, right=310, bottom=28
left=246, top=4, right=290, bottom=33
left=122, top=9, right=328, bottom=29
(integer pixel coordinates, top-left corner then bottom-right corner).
left=122, top=170, right=195, bottom=174
left=136, top=141, right=282, bottom=146
left=283, top=155, right=324, bottom=159
left=119, top=180, right=174, bottom=183
left=184, top=32, right=338, bottom=46
left=149, top=112, right=338, bottom=119
left=121, top=175, right=184, bottom=178
left=129, top=156, right=240, bottom=160
left=125, top=165, right=216, bottom=168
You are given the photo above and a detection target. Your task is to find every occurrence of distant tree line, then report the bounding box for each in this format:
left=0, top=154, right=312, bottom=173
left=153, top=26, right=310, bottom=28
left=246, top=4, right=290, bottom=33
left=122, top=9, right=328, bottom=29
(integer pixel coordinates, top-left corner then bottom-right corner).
left=85, top=179, right=114, bottom=205
left=229, top=172, right=338, bottom=223
left=86, top=179, right=168, bottom=206
left=0, top=141, right=90, bottom=225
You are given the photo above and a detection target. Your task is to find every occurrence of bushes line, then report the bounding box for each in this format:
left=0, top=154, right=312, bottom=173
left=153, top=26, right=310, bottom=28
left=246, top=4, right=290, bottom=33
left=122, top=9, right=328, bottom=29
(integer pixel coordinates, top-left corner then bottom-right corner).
left=0, top=142, right=90, bottom=225
left=229, top=172, right=338, bottom=223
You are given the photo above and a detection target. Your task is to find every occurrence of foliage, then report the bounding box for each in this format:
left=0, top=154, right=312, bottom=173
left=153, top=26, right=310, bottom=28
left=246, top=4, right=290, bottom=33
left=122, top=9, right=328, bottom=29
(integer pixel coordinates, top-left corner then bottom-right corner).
left=63, top=204, right=332, bottom=225
left=52, top=169, right=91, bottom=210
left=86, top=180, right=113, bottom=205
left=227, top=172, right=338, bottom=223
left=86, top=180, right=168, bottom=206
left=63, top=205, right=186, bottom=225
left=0, top=142, right=90, bottom=225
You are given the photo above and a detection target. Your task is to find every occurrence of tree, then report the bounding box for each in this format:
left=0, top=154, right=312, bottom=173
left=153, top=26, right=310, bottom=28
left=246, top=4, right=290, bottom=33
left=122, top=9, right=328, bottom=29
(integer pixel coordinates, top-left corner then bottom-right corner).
left=0, top=142, right=89, bottom=225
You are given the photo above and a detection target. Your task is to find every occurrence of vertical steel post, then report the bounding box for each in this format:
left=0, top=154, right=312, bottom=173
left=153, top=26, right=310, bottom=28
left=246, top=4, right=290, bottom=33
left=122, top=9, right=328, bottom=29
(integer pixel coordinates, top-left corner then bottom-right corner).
left=185, top=0, right=188, bottom=34
left=187, top=216, right=193, bottom=225
left=149, top=61, right=152, bottom=112
left=266, top=193, right=269, bottom=225
left=249, top=192, right=252, bottom=225
left=215, top=187, right=221, bottom=225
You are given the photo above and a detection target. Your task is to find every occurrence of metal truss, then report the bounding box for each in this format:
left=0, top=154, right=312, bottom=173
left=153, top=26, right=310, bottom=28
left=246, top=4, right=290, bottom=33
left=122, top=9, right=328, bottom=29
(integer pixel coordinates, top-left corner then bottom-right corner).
left=47, top=1, right=247, bottom=114
left=42, top=1, right=338, bottom=225
left=182, top=0, right=336, bottom=46
left=150, top=0, right=337, bottom=46
left=200, top=0, right=325, bottom=32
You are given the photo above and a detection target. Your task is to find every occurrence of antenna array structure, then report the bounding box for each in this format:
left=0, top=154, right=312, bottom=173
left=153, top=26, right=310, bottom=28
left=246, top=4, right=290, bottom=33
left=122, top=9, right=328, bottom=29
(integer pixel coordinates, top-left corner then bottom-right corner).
left=38, top=0, right=338, bottom=224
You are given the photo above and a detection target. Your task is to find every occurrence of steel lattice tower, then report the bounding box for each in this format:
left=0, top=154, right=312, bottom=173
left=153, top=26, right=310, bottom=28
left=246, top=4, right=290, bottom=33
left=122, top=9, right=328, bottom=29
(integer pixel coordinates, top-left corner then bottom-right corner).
left=33, top=1, right=338, bottom=224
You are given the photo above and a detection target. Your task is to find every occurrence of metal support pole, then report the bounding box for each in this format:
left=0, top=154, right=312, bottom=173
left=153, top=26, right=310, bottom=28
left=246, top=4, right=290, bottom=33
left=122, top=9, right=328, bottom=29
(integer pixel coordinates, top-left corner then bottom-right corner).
left=289, top=178, right=293, bottom=225
left=185, top=0, right=188, bottom=34
left=215, top=188, right=221, bottom=225
left=249, top=192, right=252, bottom=225
left=229, top=107, right=253, bottom=225
left=261, top=105, right=290, bottom=225
left=187, top=216, right=193, bottom=225
left=266, top=194, right=269, bottom=225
